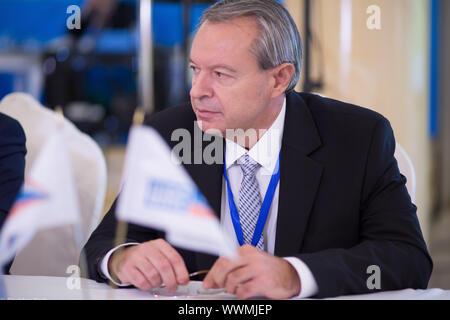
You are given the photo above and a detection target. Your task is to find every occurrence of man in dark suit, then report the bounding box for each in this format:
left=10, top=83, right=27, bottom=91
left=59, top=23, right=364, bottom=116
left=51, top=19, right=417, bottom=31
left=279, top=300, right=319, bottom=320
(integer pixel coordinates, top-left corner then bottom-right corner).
left=0, top=112, right=27, bottom=273
left=83, top=0, right=432, bottom=299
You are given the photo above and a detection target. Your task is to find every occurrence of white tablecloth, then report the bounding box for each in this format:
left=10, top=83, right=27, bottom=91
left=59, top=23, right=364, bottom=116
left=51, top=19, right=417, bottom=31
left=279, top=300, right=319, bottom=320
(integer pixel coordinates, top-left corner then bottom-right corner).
left=3, top=275, right=450, bottom=300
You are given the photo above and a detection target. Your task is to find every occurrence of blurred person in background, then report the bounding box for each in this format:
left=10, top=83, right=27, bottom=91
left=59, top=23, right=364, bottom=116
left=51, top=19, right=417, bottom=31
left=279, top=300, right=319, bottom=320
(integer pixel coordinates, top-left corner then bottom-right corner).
left=82, top=0, right=119, bottom=29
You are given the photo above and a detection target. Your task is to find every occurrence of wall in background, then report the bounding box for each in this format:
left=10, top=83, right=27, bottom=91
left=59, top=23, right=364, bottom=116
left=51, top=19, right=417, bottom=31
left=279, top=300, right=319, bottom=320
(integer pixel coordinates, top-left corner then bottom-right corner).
left=440, top=0, right=450, bottom=211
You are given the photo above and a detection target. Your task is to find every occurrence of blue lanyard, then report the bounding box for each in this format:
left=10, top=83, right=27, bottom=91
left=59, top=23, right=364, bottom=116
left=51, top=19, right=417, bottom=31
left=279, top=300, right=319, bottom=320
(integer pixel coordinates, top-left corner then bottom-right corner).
left=223, top=153, right=281, bottom=247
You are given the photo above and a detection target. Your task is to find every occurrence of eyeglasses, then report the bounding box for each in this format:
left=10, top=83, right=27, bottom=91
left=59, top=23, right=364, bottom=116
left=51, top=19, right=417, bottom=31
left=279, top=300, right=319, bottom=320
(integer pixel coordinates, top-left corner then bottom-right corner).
left=159, top=269, right=209, bottom=289
left=188, top=269, right=209, bottom=278
left=151, top=269, right=227, bottom=297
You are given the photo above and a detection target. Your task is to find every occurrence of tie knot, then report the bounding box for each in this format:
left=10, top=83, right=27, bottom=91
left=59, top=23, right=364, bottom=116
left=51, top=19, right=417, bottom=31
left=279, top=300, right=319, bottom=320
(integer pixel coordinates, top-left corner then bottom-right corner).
left=239, top=154, right=260, bottom=177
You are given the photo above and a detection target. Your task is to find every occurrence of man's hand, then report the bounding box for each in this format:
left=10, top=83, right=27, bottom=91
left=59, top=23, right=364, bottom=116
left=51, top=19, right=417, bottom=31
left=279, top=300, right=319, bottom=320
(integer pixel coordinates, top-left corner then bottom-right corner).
left=108, top=239, right=189, bottom=293
left=202, top=245, right=301, bottom=299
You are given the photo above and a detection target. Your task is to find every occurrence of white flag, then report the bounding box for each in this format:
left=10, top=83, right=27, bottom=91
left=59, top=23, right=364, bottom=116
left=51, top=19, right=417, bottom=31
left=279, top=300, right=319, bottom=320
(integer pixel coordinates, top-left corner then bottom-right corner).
left=0, top=131, right=80, bottom=266
left=117, top=125, right=236, bottom=258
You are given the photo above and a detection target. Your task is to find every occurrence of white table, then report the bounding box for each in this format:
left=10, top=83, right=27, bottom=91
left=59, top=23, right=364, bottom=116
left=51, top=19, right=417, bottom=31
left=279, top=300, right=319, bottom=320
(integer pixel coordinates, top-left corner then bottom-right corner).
left=3, top=275, right=450, bottom=300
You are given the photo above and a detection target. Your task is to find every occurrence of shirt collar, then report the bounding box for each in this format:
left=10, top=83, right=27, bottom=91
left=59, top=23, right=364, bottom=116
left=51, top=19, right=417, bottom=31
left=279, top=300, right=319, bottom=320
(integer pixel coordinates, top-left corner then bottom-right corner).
left=225, top=97, right=286, bottom=174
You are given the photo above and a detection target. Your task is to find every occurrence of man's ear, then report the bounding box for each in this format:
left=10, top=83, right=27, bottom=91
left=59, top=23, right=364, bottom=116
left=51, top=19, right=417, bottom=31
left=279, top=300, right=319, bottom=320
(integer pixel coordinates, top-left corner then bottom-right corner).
left=270, top=63, right=295, bottom=98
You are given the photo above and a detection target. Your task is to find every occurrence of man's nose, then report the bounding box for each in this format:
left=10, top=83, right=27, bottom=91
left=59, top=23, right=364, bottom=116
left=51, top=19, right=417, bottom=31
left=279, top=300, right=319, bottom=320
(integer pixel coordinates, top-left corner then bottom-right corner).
left=190, top=72, right=213, bottom=100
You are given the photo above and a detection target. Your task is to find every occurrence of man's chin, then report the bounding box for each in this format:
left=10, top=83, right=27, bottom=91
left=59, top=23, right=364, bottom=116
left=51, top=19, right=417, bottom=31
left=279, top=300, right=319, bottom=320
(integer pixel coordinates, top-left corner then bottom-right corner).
left=195, top=120, right=224, bottom=137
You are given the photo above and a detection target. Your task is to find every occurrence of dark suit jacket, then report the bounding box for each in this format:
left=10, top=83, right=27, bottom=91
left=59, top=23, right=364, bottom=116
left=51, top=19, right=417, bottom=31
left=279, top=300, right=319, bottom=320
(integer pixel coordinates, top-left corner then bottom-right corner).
left=83, top=91, right=432, bottom=298
left=0, top=112, right=26, bottom=229
left=0, top=112, right=26, bottom=274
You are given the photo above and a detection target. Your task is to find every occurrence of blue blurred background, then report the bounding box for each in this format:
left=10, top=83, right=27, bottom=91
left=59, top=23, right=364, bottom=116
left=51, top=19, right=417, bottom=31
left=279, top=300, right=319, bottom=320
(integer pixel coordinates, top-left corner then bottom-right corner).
left=0, top=0, right=216, bottom=144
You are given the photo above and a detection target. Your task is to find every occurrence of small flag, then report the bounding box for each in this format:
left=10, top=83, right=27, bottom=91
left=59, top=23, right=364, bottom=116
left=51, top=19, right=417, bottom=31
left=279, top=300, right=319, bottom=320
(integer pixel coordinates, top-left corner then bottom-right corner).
left=117, top=125, right=236, bottom=258
left=0, top=131, right=80, bottom=266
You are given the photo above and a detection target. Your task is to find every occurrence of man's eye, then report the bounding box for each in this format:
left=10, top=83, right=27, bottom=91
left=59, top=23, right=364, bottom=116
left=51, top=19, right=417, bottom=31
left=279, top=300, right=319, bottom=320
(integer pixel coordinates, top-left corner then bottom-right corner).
left=190, top=65, right=198, bottom=72
left=215, top=72, right=225, bottom=78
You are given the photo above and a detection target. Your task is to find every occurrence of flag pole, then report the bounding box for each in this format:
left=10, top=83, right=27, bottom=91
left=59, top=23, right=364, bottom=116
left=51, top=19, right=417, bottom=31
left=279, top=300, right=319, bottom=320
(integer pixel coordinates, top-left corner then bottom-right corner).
left=55, top=107, right=90, bottom=300
left=107, top=109, right=145, bottom=299
left=139, top=0, right=154, bottom=116
left=109, top=0, right=152, bottom=296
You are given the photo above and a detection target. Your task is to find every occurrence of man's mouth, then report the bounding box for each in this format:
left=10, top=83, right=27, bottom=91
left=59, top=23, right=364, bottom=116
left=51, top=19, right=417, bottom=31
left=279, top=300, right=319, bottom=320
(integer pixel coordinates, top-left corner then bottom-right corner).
left=195, top=108, right=221, bottom=118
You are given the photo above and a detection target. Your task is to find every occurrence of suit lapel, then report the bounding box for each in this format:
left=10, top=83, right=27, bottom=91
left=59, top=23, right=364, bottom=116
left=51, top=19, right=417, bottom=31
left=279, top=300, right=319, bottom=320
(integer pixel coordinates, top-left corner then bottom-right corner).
left=275, top=92, right=323, bottom=256
left=183, top=122, right=224, bottom=218
left=189, top=157, right=223, bottom=270
left=186, top=155, right=223, bottom=218
left=183, top=126, right=224, bottom=270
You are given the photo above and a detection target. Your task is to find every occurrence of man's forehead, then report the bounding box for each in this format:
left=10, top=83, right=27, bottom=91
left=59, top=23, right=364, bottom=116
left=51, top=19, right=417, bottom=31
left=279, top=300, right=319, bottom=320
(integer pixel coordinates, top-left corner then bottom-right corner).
left=190, top=17, right=259, bottom=66
left=198, top=17, right=259, bottom=41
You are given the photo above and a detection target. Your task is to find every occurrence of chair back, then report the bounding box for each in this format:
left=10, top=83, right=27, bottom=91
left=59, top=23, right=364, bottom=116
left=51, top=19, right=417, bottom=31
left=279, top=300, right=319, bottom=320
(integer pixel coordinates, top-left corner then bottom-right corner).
left=394, top=143, right=416, bottom=203
left=0, top=92, right=106, bottom=276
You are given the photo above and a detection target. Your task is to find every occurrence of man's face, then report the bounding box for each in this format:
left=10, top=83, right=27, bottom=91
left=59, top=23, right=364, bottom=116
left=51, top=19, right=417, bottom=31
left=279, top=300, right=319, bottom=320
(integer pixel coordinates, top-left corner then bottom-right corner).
left=189, top=18, right=276, bottom=135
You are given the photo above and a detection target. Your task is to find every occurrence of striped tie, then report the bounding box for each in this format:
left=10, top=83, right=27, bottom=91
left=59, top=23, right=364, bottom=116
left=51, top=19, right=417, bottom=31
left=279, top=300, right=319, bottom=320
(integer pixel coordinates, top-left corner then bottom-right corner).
left=238, top=154, right=264, bottom=250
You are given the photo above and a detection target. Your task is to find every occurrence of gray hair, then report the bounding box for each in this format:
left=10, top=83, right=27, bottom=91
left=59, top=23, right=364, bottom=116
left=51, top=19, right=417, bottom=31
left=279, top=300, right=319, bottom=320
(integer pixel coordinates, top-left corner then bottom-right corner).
left=199, top=0, right=302, bottom=93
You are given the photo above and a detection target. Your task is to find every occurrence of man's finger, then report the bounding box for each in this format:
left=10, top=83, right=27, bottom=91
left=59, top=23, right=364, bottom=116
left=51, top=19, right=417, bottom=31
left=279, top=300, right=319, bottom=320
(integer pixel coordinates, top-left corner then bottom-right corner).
left=145, top=244, right=178, bottom=292
left=154, top=239, right=190, bottom=285
left=225, top=265, right=255, bottom=295
left=203, top=257, right=242, bottom=290
left=136, top=256, right=163, bottom=288
left=235, top=278, right=263, bottom=300
left=127, top=266, right=153, bottom=291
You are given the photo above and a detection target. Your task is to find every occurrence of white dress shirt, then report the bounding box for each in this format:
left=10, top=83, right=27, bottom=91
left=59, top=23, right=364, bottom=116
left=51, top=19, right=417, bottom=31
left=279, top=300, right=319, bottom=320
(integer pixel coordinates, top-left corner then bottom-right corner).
left=101, top=98, right=318, bottom=298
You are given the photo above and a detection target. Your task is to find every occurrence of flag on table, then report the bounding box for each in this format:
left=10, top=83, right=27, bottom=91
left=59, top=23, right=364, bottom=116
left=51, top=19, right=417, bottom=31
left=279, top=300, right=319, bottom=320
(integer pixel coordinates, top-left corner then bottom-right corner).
left=0, top=131, right=80, bottom=266
left=117, top=125, right=236, bottom=258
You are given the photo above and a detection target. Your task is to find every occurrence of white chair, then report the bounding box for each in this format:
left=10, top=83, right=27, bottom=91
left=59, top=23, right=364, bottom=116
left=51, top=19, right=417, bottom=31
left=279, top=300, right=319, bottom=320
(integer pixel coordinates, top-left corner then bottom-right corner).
left=0, top=92, right=107, bottom=276
left=394, top=143, right=416, bottom=203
